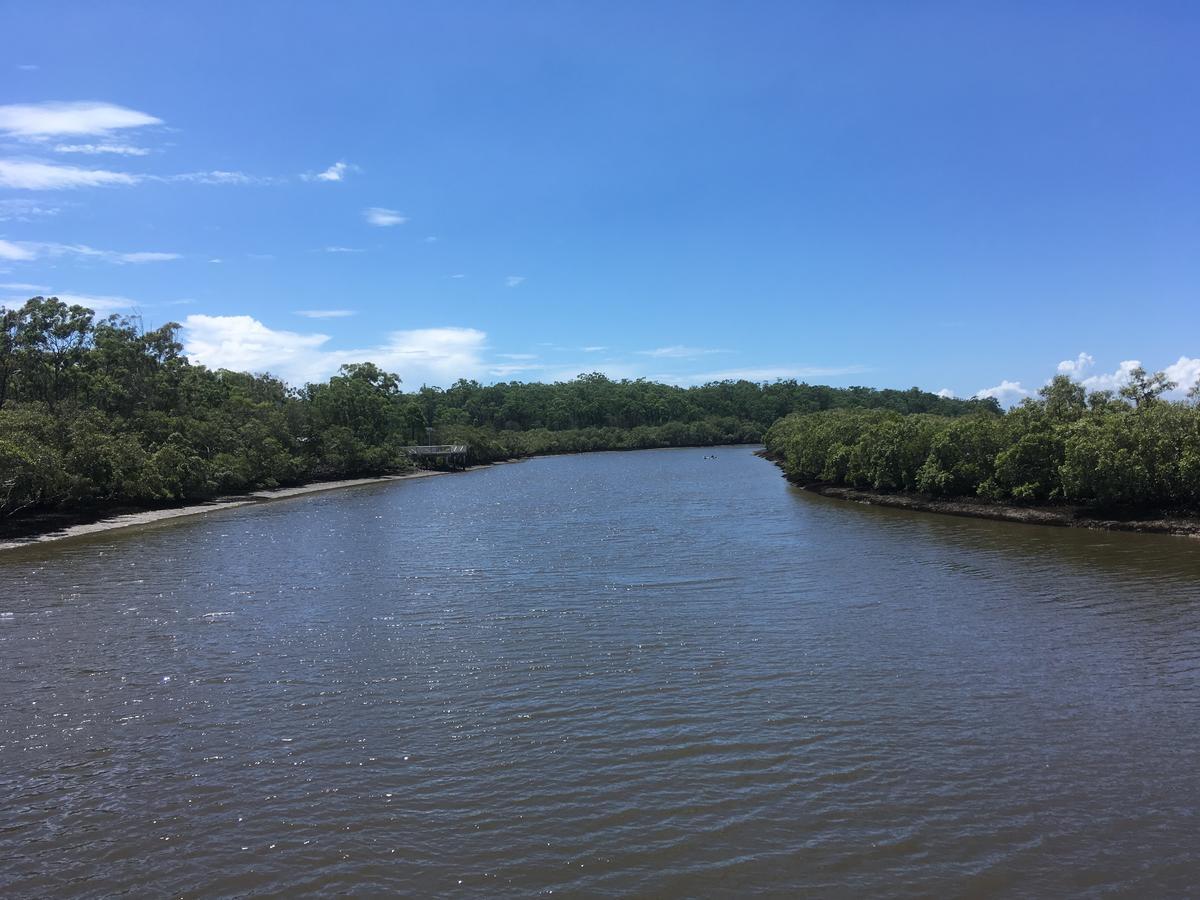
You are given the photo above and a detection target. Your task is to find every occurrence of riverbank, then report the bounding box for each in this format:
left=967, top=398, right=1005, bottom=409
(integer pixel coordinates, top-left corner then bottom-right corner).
left=758, top=452, right=1200, bottom=537
left=2, top=444, right=750, bottom=551
left=0, top=468, right=485, bottom=552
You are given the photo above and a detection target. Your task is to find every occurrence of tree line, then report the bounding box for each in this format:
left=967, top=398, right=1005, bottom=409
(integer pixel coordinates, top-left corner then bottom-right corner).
left=0, top=296, right=988, bottom=518
left=764, top=371, right=1200, bottom=511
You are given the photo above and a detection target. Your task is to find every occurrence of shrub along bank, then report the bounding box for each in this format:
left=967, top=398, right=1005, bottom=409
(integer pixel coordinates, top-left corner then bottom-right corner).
left=764, top=373, right=1200, bottom=513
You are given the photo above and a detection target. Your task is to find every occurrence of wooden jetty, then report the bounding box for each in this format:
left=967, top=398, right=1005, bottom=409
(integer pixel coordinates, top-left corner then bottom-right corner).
left=401, top=444, right=469, bottom=469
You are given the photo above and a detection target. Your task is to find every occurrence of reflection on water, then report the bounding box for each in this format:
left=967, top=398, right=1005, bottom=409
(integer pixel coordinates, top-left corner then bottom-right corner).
left=2, top=446, right=1198, bottom=896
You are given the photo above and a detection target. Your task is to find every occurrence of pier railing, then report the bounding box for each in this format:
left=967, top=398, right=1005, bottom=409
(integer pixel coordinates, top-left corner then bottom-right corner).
left=401, top=444, right=470, bottom=469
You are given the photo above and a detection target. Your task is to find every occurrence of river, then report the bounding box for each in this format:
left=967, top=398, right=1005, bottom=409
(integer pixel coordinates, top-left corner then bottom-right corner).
left=2, top=446, right=1199, bottom=896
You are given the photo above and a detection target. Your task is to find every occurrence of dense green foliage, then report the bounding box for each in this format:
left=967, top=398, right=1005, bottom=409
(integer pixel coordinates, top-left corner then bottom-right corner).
left=0, top=296, right=988, bottom=518
left=409, top=374, right=995, bottom=436
left=765, top=373, right=1200, bottom=511
left=0, top=298, right=425, bottom=516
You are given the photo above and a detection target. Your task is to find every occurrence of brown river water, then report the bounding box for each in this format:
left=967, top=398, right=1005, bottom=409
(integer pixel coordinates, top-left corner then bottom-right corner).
left=2, top=446, right=1199, bottom=897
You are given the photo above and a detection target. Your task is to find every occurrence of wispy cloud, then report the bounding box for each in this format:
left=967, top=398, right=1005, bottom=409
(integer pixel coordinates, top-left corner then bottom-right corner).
left=16, top=64, right=38, bottom=72
left=54, top=143, right=149, bottom=156
left=0, top=101, right=161, bottom=138
left=581, top=345, right=608, bottom=353
left=295, top=309, right=356, bottom=318
left=666, top=365, right=869, bottom=385
left=0, top=198, right=62, bottom=221
left=162, top=170, right=274, bottom=185
left=364, top=207, right=406, bottom=227
left=489, top=362, right=548, bottom=377
left=0, top=240, right=179, bottom=264
left=321, top=246, right=364, bottom=254
left=638, top=345, right=729, bottom=359
left=119, top=251, right=179, bottom=263
left=505, top=275, right=525, bottom=288
left=0, top=289, right=138, bottom=313
left=0, top=159, right=138, bottom=189
left=0, top=240, right=38, bottom=261
left=0, top=159, right=277, bottom=190
left=49, top=292, right=139, bottom=312
left=0, top=282, right=49, bottom=292
left=496, top=353, right=538, bottom=360
left=303, top=161, right=355, bottom=182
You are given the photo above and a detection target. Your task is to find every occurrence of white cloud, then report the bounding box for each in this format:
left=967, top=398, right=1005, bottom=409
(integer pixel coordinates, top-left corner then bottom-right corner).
left=181, top=315, right=489, bottom=387
left=0, top=159, right=138, bottom=189
left=581, top=345, right=607, bottom=353
left=16, top=64, right=38, bottom=71
left=0, top=282, right=48, bottom=292
left=360, top=327, right=489, bottom=385
left=1047, top=354, right=1198, bottom=400
left=1079, top=359, right=1141, bottom=393
left=364, top=207, right=406, bottom=227
left=1056, top=352, right=1095, bottom=377
left=496, top=353, right=538, bottom=360
left=936, top=388, right=954, bottom=398
left=296, top=309, right=356, bottom=318
left=450, top=273, right=466, bottom=279
left=54, top=143, right=149, bottom=156
left=975, top=380, right=1029, bottom=405
left=0, top=240, right=38, bottom=261
left=0, top=101, right=161, bottom=137
left=638, top=345, right=729, bottom=359
left=182, top=315, right=332, bottom=382
left=303, top=161, right=354, bottom=182
left=322, top=246, right=364, bottom=253
left=505, top=275, right=525, bottom=287
left=0, top=240, right=179, bottom=264
left=1164, top=356, right=1200, bottom=396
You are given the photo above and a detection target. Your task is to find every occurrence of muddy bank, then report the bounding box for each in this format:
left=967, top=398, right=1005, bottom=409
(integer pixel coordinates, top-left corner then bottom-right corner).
left=0, top=468, right=488, bottom=552
left=757, top=452, right=1200, bottom=538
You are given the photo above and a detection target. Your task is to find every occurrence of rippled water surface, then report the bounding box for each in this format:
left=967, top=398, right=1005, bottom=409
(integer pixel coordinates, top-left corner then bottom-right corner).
left=3, top=446, right=1200, bottom=896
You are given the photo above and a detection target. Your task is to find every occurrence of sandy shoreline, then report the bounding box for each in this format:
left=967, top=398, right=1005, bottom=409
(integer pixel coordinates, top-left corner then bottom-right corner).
left=0, top=469, right=467, bottom=552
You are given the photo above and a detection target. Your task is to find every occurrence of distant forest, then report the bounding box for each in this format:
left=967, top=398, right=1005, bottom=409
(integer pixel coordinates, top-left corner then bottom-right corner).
left=0, top=297, right=991, bottom=517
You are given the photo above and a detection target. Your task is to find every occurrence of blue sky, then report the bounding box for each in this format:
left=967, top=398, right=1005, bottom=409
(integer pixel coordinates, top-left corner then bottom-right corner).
left=1, top=2, right=1198, bottom=400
